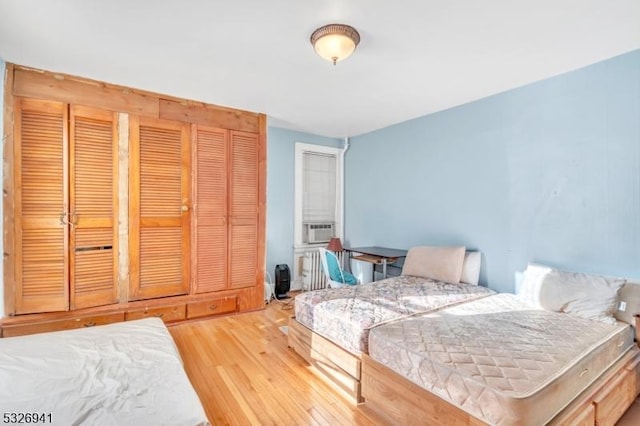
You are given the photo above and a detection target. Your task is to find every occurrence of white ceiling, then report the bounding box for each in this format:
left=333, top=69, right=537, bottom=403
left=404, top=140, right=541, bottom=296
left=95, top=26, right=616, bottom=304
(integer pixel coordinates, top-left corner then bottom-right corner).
left=1, top=1, right=639, bottom=138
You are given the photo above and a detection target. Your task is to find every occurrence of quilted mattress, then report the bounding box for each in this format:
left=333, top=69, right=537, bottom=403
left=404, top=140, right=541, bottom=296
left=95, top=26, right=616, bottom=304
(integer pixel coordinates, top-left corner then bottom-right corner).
left=294, top=276, right=495, bottom=355
left=368, top=293, right=634, bottom=426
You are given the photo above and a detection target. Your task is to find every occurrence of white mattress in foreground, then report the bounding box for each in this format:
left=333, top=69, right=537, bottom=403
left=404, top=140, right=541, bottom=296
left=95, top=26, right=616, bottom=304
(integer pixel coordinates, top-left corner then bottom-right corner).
left=0, top=318, right=210, bottom=426
left=369, top=293, right=634, bottom=426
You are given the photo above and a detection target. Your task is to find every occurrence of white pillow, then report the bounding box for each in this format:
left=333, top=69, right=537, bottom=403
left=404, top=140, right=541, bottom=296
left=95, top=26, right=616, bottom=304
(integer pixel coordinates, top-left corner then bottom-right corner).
left=401, top=246, right=466, bottom=284
left=539, top=269, right=625, bottom=325
left=460, top=251, right=481, bottom=285
left=518, top=263, right=625, bottom=324
left=616, top=281, right=640, bottom=326
left=518, top=263, right=552, bottom=306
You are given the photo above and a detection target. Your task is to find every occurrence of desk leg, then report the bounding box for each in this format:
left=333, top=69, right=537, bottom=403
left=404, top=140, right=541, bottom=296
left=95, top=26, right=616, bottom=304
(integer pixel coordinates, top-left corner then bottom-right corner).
left=382, top=259, right=388, bottom=279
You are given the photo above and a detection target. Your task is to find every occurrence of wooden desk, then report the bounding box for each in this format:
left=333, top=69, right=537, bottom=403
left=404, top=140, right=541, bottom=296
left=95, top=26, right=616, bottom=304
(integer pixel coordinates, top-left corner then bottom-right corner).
left=344, top=246, right=408, bottom=280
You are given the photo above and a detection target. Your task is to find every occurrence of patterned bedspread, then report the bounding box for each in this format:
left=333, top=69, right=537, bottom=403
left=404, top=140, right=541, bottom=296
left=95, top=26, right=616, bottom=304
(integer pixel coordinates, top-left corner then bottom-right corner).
left=294, top=276, right=495, bottom=355
left=368, top=293, right=634, bottom=425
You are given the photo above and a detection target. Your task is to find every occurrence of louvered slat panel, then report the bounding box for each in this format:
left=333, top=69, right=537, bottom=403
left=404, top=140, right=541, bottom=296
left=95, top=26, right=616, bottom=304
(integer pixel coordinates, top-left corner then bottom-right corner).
left=73, top=115, right=113, bottom=218
left=75, top=227, right=112, bottom=247
left=140, top=126, right=182, bottom=217
left=230, top=132, right=258, bottom=218
left=194, top=126, right=227, bottom=293
left=197, top=128, right=227, bottom=219
left=21, top=112, right=64, bottom=218
left=140, top=227, right=183, bottom=292
left=73, top=228, right=113, bottom=298
left=196, top=225, right=227, bottom=292
left=22, top=229, right=65, bottom=296
left=74, top=251, right=113, bottom=294
left=229, top=224, right=257, bottom=289
left=70, top=106, right=118, bottom=310
left=228, top=131, right=259, bottom=290
left=15, top=98, right=68, bottom=314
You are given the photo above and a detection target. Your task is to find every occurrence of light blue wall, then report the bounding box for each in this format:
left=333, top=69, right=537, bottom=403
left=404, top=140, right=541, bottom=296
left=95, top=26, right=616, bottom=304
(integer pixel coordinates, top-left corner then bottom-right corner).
left=346, top=49, right=640, bottom=293
left=265, top=126, right=341, bottom=280
left=0, top=58, right=4, bottom=317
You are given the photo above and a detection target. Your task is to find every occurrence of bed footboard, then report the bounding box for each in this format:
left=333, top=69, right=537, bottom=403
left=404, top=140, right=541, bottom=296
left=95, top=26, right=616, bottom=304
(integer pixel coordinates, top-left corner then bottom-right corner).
left=287, top=317, right=363, bottom=403
left=362, top=348, right=640, bottom=426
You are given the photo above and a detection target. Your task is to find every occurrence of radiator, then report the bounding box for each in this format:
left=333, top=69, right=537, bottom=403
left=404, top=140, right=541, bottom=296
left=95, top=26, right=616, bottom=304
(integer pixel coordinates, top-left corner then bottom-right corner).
left=302, top=249, right=345, bottom=291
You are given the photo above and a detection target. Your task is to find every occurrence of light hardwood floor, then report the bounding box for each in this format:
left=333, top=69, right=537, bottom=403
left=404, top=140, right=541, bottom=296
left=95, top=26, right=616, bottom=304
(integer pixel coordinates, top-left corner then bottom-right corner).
left=170, top=297, right=640, bottom=426
left=169, top=298, right=383, bottom=425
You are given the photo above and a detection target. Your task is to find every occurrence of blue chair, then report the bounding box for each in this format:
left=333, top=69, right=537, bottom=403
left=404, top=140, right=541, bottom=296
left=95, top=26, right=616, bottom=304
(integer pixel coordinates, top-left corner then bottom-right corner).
left=318, top=248, right=358, bottom=288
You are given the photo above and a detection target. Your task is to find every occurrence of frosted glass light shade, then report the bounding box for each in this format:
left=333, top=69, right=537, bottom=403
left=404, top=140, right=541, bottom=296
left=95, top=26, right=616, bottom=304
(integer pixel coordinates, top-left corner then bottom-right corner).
left=311, top=24, right=360, bottom=65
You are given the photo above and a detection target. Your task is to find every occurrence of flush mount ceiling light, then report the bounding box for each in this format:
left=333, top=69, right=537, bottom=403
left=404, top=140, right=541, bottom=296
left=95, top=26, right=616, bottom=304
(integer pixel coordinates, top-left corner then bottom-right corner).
left=310, top=23, right=360, bottom=65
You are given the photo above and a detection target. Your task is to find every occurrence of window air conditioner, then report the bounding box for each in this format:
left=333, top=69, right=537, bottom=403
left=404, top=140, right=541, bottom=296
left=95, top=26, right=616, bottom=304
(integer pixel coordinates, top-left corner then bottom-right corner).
left=306, top=223, right=334, bottom=244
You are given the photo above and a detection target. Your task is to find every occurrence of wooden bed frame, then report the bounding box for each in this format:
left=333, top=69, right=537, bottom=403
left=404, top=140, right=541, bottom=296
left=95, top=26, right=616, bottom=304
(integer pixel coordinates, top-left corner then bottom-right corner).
left=286, top=290, right=496, bottom=403
left=361, top=347, right=640, bottom=426
left=287, top=317, right=364, bottom=403
left=289, top=310, right=640, bottom=424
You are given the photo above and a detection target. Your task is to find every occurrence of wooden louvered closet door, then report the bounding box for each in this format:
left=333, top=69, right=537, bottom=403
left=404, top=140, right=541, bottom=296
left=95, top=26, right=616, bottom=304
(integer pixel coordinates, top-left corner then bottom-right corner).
left=130, top=116, right=190, bottom=300
left=14, top=98, right=68, bottom=314
left=229, top=131, right=259, bottom=289
left=192, top=125, right=228, bottom=293
left=69, top=106, right=118, bottom=309
left=14, top=100, right=118, bottom=314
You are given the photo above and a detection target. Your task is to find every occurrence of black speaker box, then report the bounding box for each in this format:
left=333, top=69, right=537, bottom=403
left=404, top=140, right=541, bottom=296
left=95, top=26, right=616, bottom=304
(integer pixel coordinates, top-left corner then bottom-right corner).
left=274, top=264, right=291, bottom=299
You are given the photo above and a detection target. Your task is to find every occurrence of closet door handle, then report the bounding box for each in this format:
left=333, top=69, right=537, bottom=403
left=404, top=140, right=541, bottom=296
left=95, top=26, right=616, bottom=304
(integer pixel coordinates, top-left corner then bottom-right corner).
left=70, top=212, right=78, bottom=227
left=59, top=210, right=77, bottom=227
left=181, top=205, right=189, bottom=212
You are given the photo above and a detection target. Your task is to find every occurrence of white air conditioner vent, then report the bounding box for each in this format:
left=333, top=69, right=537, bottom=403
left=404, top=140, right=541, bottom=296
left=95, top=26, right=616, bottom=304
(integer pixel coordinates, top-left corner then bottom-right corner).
left=304, top=223, right=335, bottom=243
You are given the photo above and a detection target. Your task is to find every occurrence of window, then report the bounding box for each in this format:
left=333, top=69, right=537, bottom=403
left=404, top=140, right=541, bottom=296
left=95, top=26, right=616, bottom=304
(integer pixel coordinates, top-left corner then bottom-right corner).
left=294, top=143, right=343, bottom=247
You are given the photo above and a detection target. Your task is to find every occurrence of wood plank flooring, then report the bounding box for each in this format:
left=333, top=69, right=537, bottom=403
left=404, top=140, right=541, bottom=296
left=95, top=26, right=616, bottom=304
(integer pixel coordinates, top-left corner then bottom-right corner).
left=170, top=296, right=640, bottom=426
left=168, top=298, right=383, bottom=425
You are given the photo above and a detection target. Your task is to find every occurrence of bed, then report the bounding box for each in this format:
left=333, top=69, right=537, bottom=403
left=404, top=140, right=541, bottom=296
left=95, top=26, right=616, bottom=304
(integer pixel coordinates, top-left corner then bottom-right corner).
left=288, top=274, right=495, bottom=402
left=362, top=293, right=640, bottom=426
left=0, top=317, right=210, bottom=426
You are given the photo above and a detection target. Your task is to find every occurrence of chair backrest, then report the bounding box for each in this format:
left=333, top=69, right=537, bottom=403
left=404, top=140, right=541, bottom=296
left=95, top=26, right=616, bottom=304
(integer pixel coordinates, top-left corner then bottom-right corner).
left=318, top=248, right=348, bottom=288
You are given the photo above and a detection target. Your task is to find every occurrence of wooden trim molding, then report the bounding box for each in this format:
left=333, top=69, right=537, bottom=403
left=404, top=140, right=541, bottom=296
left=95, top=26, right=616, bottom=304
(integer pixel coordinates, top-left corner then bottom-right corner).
left=117, top=113, right=130, bottom=304
left=127, top=115, right=141, bottom=300
left=10, top=65, right=261, bottom=132
left=13, top=67, right=159, bottom=117
left=256, top=113, right=267, bottom=309
left=3, top=63, right=16, bottom=316
left=159, top=98, right=260, bottom=133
